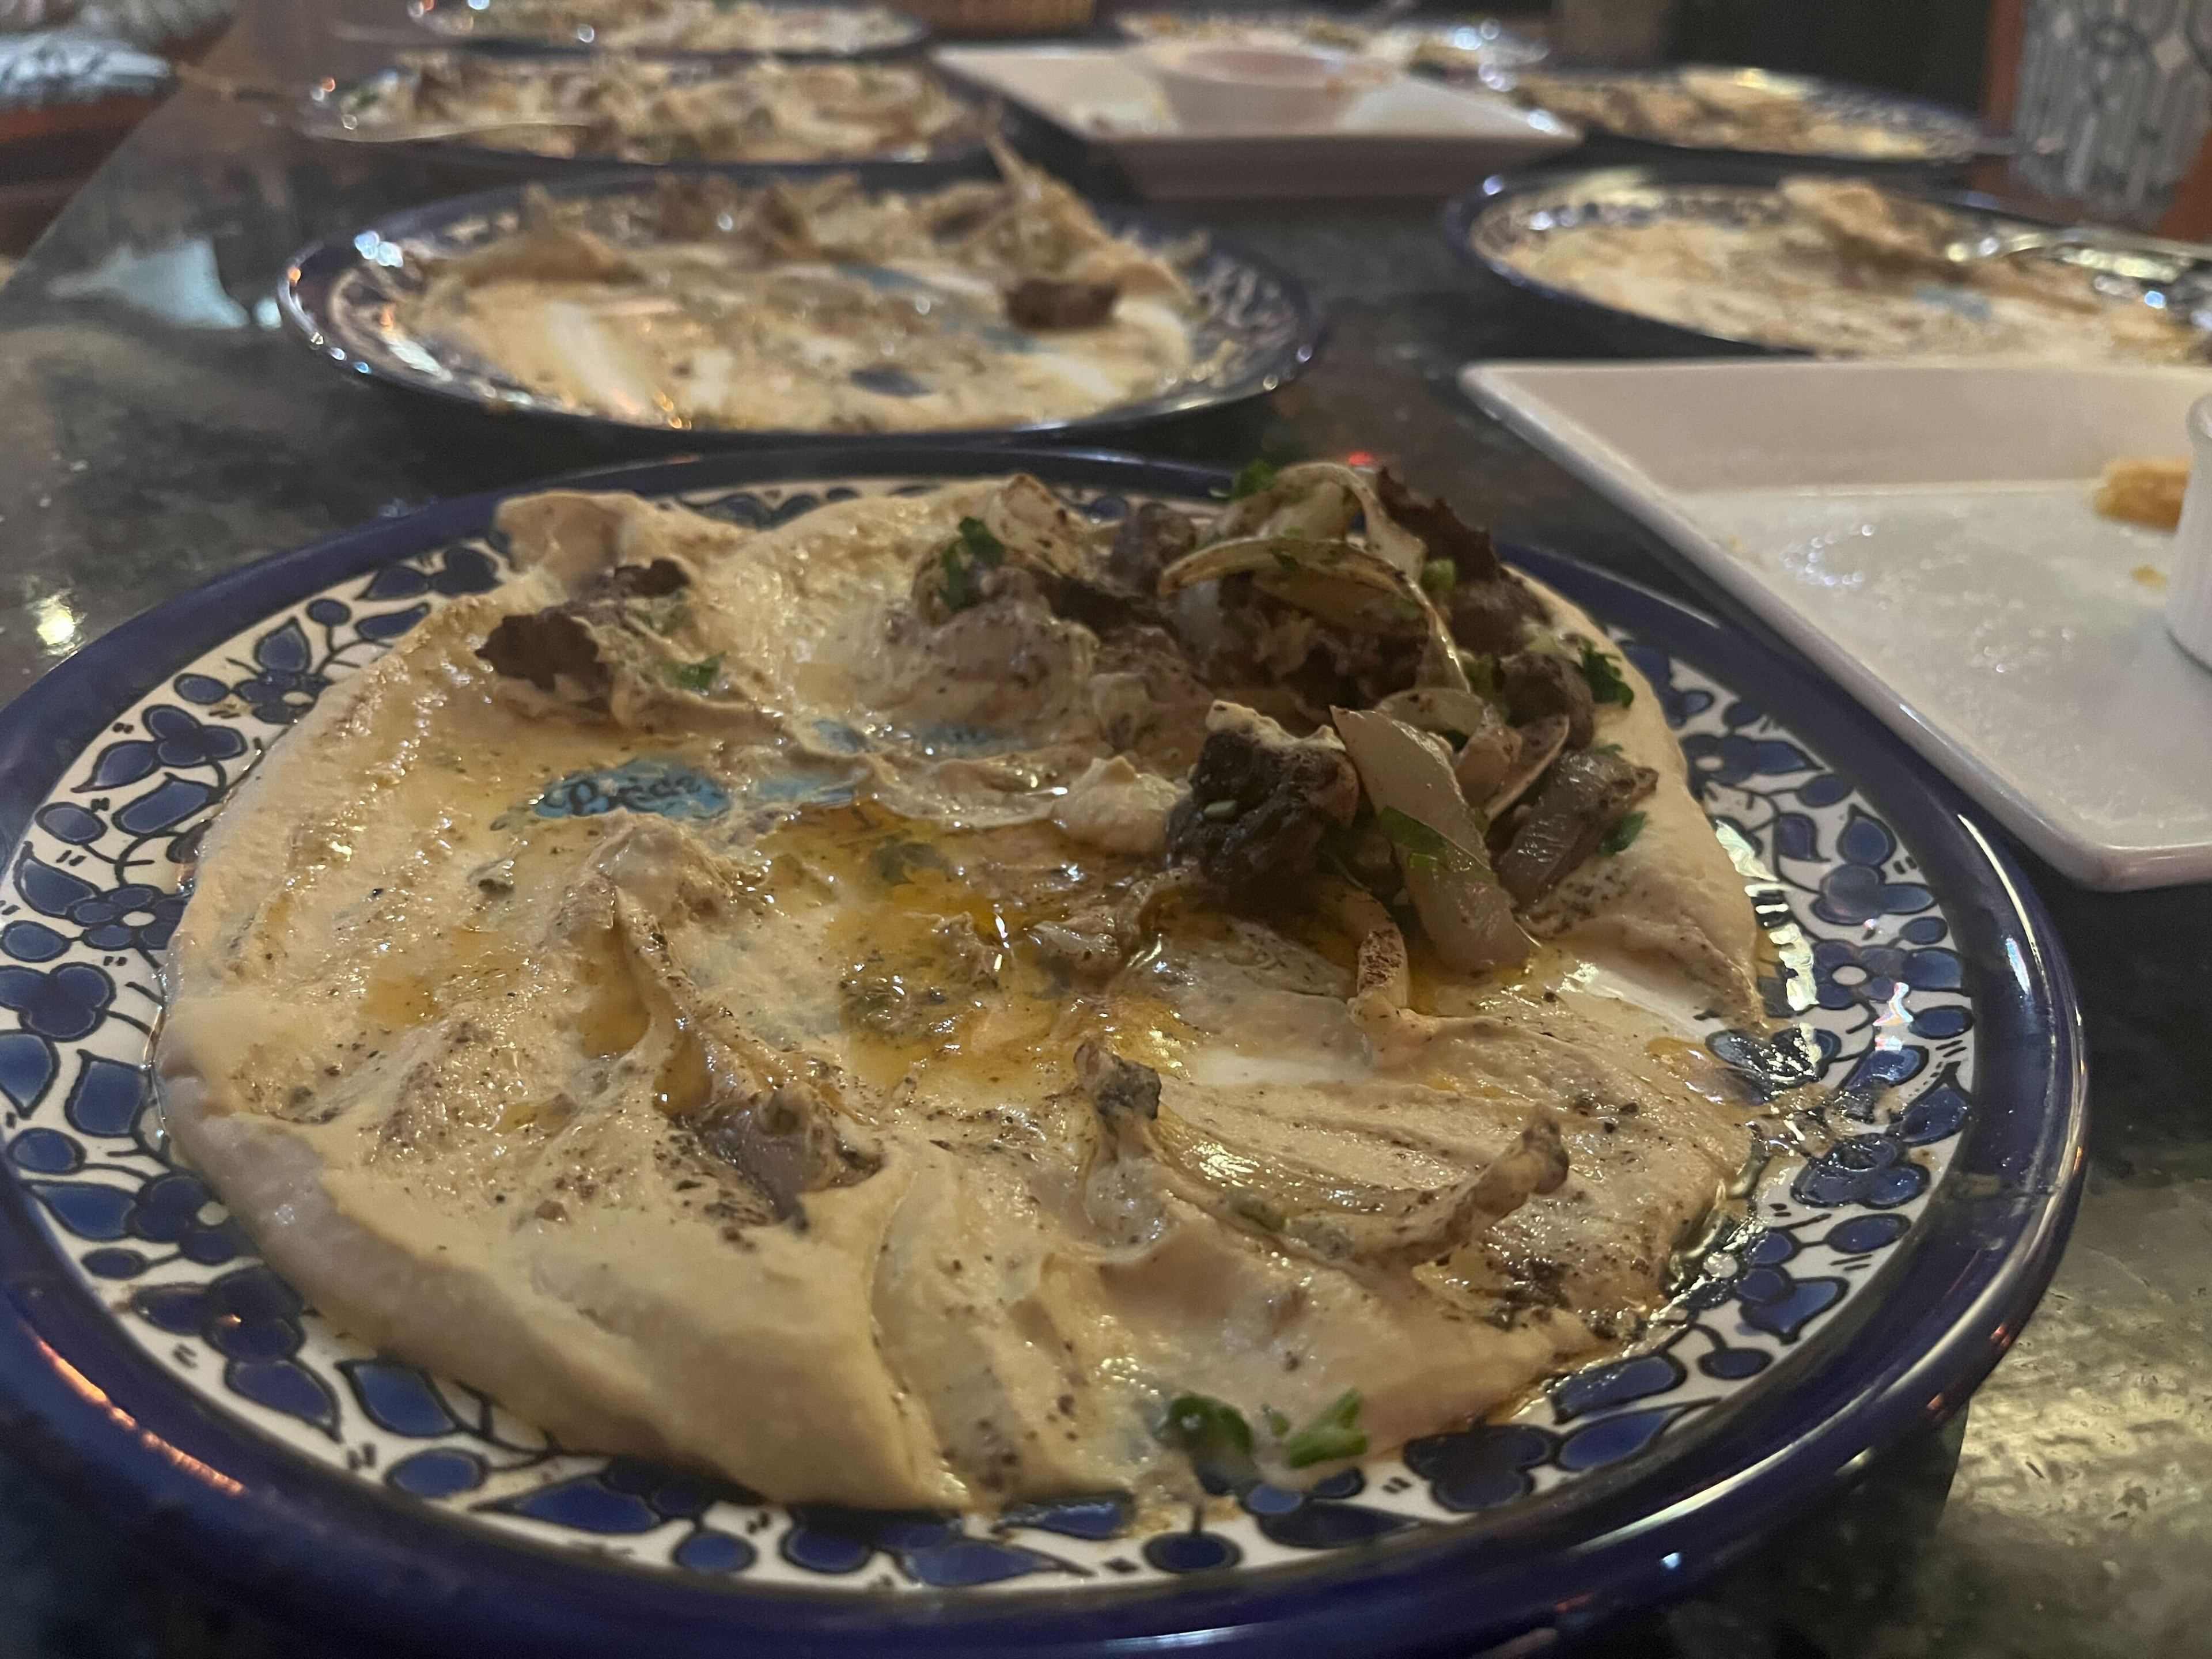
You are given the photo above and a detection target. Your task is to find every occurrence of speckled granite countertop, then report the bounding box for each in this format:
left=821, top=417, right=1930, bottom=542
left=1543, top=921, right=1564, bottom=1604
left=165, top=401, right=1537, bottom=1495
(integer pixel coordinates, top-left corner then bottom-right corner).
left=0, top=5, right=2200, bottom=1655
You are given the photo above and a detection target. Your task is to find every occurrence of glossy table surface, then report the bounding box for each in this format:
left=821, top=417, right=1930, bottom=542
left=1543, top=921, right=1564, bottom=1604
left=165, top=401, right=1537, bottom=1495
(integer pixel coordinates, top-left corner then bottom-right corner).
left=0, top=6, right=2204, bottom=1656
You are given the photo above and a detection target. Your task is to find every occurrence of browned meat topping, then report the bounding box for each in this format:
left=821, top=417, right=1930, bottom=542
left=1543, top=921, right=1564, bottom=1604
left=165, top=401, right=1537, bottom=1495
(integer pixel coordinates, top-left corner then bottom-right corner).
left=1446, top=577, right=1546, bottom=656
left=1003, top=276, right=1122, bottom=330
left=476, top=609, right=611, bottom=703
left=1501, top=650, right=1597, bottom=749
left=1374, top=468, right=1510, bottom=584
left=1493, top=748, right=1657, bottom=905
left=1166, top=710, right=1361, bottom=902
left=580, top=558, right=691, bottom=602
left=1105, top=500, right=1198, bottom=596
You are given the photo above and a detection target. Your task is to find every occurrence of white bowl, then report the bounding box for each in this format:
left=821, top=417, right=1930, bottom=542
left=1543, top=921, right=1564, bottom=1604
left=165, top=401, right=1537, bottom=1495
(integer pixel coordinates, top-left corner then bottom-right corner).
left=1136, top=41, right=1391, bottom=132
left=2166, top=392, right=2212, bottom=670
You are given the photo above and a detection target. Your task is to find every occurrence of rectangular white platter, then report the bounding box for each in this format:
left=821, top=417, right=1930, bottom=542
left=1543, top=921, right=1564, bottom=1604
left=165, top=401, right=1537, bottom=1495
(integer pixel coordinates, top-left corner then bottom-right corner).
left=934, top=44, right=1577, bottom=200
left=1465, top=357, right=2212, bottom=891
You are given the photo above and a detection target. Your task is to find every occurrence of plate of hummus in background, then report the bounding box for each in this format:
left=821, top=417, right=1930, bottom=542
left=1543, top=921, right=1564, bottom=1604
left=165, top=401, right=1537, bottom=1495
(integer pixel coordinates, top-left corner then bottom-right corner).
left=408, top=0, right=930, bottom=58
left=282, top=149, right=1322, bottom=437
left=1513, top=66, right=1980, bottom=166
left=0, top=445, right=2081, bottom=1656
left=1451, top=166, right=2212, bottom=362
left=304, top=54, right=992, bottom=171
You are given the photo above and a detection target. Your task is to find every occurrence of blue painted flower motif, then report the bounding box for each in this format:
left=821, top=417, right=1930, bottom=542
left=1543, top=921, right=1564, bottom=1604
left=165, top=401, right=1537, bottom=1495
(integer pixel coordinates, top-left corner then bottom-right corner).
left=1811, top=938, right=1963, bottom=1011
left=132, top=1264, right=338, bottom=1434
left=1679, top=730, right=1815, bottom=790
left=1812, top=810, right=1934, bottom=924
left=0, top=962, right=113, bottom=1041
left=233, top=665, right=330, bottom=726
left=65, top=883, right=187, bottom=953
left=143, top=704, right=246, bottom=768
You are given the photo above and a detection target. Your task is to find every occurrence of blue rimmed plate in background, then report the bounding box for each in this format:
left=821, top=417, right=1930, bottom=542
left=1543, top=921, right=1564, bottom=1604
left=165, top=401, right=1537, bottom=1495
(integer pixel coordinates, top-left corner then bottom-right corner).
left=295, top=55, right=999, bottom=183
left=406, top=0, right=931, bottom=60
left=0, top=446, right=2083, bottom=1657
left=1513, top=66, right=1982, bottom=173
left=1442, top=164, right=2212, bottom=359
left=281, top=175, right=1325, bottom=441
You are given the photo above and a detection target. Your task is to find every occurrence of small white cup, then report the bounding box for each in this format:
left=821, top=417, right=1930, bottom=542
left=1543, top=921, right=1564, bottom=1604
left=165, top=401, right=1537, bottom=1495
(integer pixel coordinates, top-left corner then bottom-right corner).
left=1137, top=42, right=1391, bottom=133
left=2166, top=393, right=2212, bottom=671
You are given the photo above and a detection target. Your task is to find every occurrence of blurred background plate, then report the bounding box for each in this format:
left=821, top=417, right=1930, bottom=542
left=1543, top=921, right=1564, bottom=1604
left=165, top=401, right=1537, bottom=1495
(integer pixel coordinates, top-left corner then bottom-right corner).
left=281, top=171, right=1327, bottom=439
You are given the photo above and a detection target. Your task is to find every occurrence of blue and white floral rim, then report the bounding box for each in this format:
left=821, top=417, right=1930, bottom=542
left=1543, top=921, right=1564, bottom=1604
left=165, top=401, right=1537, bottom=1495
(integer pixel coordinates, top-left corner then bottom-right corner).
left=281, top=176, right=1326, bottom=444
left=0, top=447, right=2084, bottom=1657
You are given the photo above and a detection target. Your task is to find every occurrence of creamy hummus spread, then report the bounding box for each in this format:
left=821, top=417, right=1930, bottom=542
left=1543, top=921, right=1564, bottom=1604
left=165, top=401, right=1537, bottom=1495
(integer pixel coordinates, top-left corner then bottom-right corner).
left=161, top=465, right=1775, bottom=1513
left=343, top=54, right=982, bottom=164
left=1498, top=176, right=2206, bottom=362
left=400, top=158, right=1203, bottom=432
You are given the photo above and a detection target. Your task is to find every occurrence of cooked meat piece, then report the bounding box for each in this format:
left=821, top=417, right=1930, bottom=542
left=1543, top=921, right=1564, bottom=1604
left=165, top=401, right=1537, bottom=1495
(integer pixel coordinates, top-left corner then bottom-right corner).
left=654, top=173, right=744, bottom=241
left=1038, top=571, right=1155, bottom=634
left=693, top=1077, right=878, bottom=1225
left=1003, top=277, right=1121, bottom=330
left=1075, top=1040, right=1162, bottom=1126
left=1494, top=748, right=1657, bottom=906
left=1501, top=650, right=1596, bottom=749
left=1106, top=501, right=1198, bottom=596
left=477, top=609, right=611, bottom=704
left=1165, top=704, right=1360, bottom=902
left=1447, top=578, right=1545, bottom=656
left=579, top=558, right=691, bottom=603
left=1373, top=468, right=1510, bottom=582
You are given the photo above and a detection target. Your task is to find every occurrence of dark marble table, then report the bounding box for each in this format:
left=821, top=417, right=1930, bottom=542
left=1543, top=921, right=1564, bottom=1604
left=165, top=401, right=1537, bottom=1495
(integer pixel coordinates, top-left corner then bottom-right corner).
left=0, top=6, right=2203, bottom=1656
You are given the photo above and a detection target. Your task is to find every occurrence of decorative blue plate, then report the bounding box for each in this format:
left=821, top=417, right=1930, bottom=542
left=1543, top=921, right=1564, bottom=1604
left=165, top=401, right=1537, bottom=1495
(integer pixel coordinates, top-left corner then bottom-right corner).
left=1521, top=66, right=1982, bottom=170
left=0, top=446, right=2084, bottom=1657
left=405, top=0, right=932, bottom=61
left=297, top=58, right=998, bottom=184
left=281, top=176, right=1324, bottom=442
left=1442, top=163, right=2212, bottom=359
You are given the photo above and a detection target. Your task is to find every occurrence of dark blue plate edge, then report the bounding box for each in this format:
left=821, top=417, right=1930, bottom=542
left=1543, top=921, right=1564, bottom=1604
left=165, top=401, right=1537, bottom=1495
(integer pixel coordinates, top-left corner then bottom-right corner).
left=0, top=445, right=2084, bottom=1658
left=277, top=172, right=1328, bottom=444
left=1438, top=164, right=2115, bottom=361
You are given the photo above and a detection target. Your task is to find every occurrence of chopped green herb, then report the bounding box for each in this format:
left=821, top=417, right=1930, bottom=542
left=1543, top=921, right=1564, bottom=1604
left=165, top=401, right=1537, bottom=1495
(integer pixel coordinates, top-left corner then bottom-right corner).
left=1599, top=810, right=1647, bottom=857
left=1282, top=1389, right=1367, bottom=1468
left=1228, top=457, right=1280, bottom=499
left=1271, top=548, right=1300, bottom=573
left=1459, top=651, right=1501, bottom=701
left=1391, top=598, right=1425, bottom=623
left=1160, top=1393, right=1260, bottom=1488
left=1579, top=641, right=1635, bottom=707
left=937, top=516, right=1006, bottom=612
left=1261, top=1406, right=1292, bottom=1440
left=664, top=654, right=721, bottom=692
left=1404, top=851, right=1440, bottom=878
left=1420, top=557, right=1458, bottom=596
left=1202, top=797, right=1240, bottom=821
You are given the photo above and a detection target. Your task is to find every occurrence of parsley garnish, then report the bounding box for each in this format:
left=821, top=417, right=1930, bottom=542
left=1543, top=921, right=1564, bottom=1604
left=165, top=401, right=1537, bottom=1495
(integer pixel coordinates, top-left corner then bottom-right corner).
left=1420, top=557, right=1458, bottom=596
left=1578, top=641, right=1635, bottom=707
left=1228, top=457, right=1279, bottom=499
left=937, top=516, right=1006, bottom=612
left=1281, top=1389, right=1367, bottom=1468
left=1459, top=650, right=1501, bottom=702
left=1599, top=810, right=1647, bottom=857
left=1160, top=1393, right=1261, bottom=1490
left=664, top=654, right=721, bottom=691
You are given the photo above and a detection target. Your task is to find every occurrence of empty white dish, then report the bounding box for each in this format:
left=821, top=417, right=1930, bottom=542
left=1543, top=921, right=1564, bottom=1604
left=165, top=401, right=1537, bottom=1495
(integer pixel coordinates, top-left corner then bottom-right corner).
left=1467, top=356, right=2212, bottom=889
left=934, top=44, right=1577, bottom=199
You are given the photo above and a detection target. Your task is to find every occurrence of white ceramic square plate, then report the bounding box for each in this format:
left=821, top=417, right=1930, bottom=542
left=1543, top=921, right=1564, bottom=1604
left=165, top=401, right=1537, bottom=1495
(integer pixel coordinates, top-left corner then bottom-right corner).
left=1467, top=357, right=2212, bottom=890
left=933, top=45, right=1575, bottom=200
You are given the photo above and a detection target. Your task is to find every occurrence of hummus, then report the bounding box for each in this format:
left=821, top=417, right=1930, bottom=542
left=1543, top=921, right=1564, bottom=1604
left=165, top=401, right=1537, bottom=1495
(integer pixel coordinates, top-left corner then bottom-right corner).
left=1498, top=176, right=2206, bottom=363
left=400, top=160, right=1204, bottom=433
left=160, top=467, right=1772, bottom=1513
